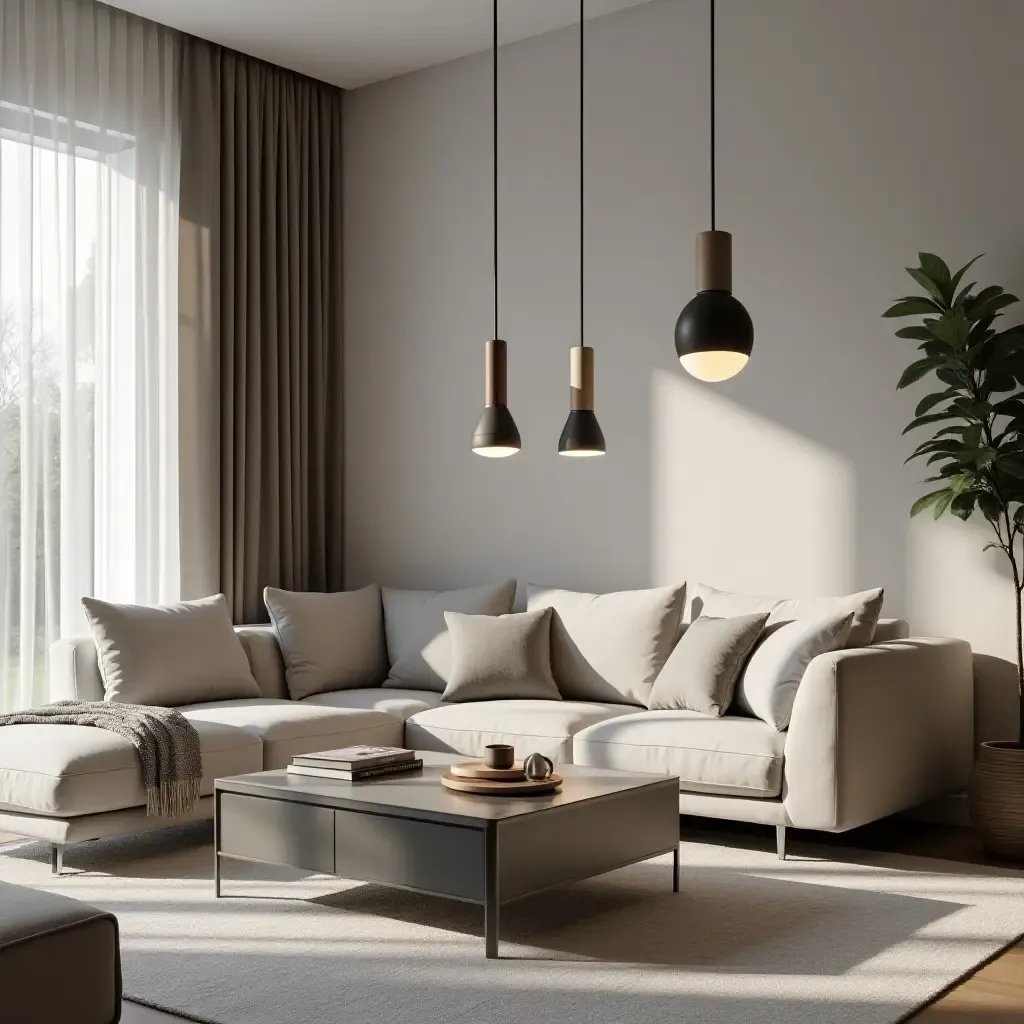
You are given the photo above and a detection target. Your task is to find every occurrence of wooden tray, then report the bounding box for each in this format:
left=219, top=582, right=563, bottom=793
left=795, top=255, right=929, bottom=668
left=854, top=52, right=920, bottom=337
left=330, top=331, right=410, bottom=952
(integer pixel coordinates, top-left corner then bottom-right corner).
left=449, top=760, right=526, bottom=781
left=441, top=771, right=562, bottom=796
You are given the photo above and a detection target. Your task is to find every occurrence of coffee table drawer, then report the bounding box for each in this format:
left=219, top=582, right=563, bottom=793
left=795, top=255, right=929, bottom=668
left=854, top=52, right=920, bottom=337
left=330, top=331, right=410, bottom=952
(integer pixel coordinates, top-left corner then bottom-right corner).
left=220, top=793, right=335, bottom=873
left=335, top=809, right=484, bottom=901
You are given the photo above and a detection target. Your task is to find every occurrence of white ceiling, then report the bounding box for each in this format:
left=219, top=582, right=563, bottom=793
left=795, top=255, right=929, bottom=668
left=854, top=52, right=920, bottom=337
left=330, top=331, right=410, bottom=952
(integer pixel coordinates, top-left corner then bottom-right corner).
left=103, top=0, right=655, bottom=89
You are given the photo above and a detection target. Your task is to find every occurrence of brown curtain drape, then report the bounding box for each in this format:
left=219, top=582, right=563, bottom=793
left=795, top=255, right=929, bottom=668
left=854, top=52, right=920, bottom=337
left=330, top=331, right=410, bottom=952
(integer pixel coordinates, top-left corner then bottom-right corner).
left=179, top=39, right=345, bottom=623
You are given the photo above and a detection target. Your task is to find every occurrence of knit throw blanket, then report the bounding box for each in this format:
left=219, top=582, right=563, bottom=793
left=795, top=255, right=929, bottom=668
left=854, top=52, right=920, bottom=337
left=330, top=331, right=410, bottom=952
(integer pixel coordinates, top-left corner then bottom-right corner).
left=0, top=700, right=202, bottom=818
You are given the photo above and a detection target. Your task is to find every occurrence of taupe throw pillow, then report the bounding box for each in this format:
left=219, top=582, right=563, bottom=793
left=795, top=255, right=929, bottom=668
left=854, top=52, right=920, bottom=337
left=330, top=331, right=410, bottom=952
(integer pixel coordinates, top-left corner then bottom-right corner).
left=264, top=585, right=388, bottom=701
left=82, top=594, right=260, bottom=706
left=382, top=581, right=516, bottom=692
left=647, top=613, right=768, bottom=716
left=442, top=608, right=560, bottom=703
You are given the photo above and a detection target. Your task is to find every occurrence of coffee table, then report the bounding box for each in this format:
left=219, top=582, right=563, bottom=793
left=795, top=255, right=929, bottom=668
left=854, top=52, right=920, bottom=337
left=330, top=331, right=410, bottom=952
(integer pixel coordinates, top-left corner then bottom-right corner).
left=214, top=751, right=680, bottom=958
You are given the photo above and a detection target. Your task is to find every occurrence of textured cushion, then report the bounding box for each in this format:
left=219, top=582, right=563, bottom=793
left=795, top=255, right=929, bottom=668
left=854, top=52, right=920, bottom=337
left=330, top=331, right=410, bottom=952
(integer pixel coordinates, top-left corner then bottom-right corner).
left=405, top=699, right=636, bottom=763
left=302, top=687, right=444, bottom=722
left=264, top=585, right=388, bottom=700
left=180, top=698, right=403, bottom=769
left=574, top=710, right=787, bottom=798
left=81, top=594, right=260, bottom=706
left=0, top=879, right=121, bottom=1024
left=648, top=614, right=768, bottom=716
left=441, top=608, right=560, bottom=703
left=525, top=583, right=686, bottom=705
left=687, top=583, right=884, bottom=648
left=382, top=581, right=516, bottom=692
left=734, top=612, right=854, bottom=730
left=0, top=718, right=261, bottom=816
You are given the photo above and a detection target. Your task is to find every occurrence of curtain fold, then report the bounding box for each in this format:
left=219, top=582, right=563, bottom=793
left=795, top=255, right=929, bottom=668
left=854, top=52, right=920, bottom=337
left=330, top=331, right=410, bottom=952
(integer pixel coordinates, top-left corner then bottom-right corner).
left=179, top=41, right=344, bottom=624
left=0, top=0, right=180, bottom=710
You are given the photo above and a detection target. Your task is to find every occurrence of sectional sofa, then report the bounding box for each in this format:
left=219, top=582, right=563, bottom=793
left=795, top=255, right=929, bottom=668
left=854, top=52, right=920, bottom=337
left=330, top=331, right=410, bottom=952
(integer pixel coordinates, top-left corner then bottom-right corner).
left=0, top=580, right=974, bottom=873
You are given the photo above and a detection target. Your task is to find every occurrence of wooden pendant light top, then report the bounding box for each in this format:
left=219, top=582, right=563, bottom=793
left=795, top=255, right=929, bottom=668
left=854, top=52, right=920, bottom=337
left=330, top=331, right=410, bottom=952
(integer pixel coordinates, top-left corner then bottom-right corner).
left=484, top=338, right=508, bottom=406
left=569, top=346, right=595, bottom=411
left=696, top=230, right=733, bottom=293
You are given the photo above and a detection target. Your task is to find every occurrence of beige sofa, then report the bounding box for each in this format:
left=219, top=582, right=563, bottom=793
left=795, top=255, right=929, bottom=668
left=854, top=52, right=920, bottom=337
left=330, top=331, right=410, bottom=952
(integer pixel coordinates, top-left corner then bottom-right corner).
left=0, top=613, right=973, bottom=872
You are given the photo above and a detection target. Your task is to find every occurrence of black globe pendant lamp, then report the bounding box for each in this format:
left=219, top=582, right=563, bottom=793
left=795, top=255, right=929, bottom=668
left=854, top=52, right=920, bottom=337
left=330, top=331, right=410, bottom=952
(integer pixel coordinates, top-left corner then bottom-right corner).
left=472, top=0, right=521, bottom=457
left=674, top=0, right=753, bottom=382
left=558, top=0, right=605, bottom=457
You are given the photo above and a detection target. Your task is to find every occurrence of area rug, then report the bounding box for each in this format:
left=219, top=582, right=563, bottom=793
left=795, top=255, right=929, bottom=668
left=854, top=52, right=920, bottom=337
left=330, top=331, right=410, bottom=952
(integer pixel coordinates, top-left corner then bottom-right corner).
left=2, top=824, right=1023, bottom=1024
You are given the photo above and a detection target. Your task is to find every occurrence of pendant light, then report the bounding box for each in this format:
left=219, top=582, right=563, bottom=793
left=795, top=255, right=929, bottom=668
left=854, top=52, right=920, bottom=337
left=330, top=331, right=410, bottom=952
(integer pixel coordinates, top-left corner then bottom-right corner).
left=674, top=0, right=753, bottom=382
left=472, top=0, right=521, bottom=457
left=558, top=0, right=606, bottom=457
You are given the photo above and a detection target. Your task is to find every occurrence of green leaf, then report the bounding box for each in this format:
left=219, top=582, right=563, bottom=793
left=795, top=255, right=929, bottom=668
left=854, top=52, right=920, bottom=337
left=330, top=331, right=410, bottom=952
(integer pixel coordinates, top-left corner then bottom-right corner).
left=895, top=325, right=934, bottom=341
left=971, top=293, right=1019, bottom=321
left=933, top=489, right=955, bottom=519
left=953, top=282, right=977, bottom=309
left=936, top=366, right=968, bottom=388
left=994, top=397, right=1024, bottom=417
left=902, top=409, right=958, bottom=434
left=884, top=298, right=944, bottom=318
left=1014, top=506, right=1024, bottom=526
left=950, top=491, right=977, bottom=521
left=998, top=456, right=1024, bottom=478
left=979, top=492, right=1003, bottom=522
left=918, top=252, right=952, bottom=294
left=907, top=266, right=948, bottom=305
left=910, top=489, right=947, bottom=517
left=926, top=312, right=971, bottom=348
left=897, top=357, right=944, bottom=389
left=949, top=254, right=983, bottom=296
left=914, top=390, right=956, bottom=417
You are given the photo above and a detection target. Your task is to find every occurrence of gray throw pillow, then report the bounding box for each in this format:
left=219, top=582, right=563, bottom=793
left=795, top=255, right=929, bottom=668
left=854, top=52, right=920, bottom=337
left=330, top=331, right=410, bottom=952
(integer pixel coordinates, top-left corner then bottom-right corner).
left=264, top=585, right=388, bottom=701
left=442, top=608, right=560, bottom=703
left=382, top=581, right=516, bottom=692
left=647, top=613, right=768, bottom=716
left=82, top=594, right=260, bottom=706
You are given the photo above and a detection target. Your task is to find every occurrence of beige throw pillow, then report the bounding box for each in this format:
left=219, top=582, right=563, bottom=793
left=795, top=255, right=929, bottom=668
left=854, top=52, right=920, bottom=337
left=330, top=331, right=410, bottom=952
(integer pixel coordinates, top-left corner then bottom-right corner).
left=264, top=585, right=388, bottom=701
left=382, top=581, right=516, bottom=692
left=686, top=583, right=884, bottom=648
left=734, top=612, right=854, bottom=730
left=442, top=608, right=560, bottom=703
left=525, top=583, right=686, bottom=706
left=82, top=594, right=260, bottom=706
left=647, top=613, right=768, bottom=716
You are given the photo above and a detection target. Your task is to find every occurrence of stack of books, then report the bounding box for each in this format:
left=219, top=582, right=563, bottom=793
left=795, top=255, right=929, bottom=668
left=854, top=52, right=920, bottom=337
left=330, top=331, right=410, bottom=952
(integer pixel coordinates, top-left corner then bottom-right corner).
left=287, top=745, right=422, bottom=782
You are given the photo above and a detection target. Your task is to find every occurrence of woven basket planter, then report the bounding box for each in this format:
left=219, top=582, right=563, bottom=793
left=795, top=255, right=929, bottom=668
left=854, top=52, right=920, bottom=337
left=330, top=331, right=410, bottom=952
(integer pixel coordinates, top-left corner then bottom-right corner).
left=970, top=741, right=1024, bottom=860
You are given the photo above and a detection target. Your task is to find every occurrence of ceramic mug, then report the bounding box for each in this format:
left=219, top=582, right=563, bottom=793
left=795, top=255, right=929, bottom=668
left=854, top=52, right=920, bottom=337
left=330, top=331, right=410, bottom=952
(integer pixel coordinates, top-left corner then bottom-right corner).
left=484, top=744, right=515, bottom=770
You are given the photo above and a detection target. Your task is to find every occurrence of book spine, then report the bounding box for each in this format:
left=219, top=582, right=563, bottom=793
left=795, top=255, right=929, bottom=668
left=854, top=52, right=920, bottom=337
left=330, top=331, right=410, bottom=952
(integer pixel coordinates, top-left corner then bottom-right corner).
left=349, top=759, right=422, bottom=780
left=288, top=760, right=422, bottom=781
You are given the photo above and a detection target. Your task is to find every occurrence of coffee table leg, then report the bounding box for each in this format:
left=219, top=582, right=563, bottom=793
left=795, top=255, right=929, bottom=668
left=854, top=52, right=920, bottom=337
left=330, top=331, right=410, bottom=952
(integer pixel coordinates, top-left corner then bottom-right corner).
left=485, top=823, right=499, bottom=958
left=673, top=845, right=679, bottom=892
left=213, top=789, right=221, bottom=898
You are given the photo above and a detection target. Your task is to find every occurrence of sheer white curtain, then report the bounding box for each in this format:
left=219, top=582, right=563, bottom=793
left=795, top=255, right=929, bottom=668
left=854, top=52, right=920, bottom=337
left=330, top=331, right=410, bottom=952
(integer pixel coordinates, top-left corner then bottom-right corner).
left=0, top=0, right=181, bottom=710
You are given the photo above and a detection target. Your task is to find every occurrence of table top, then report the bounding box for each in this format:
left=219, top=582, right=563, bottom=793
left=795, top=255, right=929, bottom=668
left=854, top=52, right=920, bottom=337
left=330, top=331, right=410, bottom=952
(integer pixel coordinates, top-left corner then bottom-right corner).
left=216, top=751, right=677, bottom=825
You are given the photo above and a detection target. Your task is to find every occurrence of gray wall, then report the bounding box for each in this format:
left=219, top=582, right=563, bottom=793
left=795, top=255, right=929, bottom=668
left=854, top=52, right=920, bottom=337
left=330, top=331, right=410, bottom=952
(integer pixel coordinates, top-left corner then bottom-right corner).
left=343, top=0, right=1024, bottom=741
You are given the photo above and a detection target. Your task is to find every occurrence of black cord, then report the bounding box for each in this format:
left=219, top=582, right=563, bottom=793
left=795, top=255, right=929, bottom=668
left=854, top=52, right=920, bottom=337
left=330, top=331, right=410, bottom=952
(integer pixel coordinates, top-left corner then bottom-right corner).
left=709, top=0, right=715, bottom=231
left=493, top=0, right=499, bottom=339
left=580, top=0, right=585, bottom=347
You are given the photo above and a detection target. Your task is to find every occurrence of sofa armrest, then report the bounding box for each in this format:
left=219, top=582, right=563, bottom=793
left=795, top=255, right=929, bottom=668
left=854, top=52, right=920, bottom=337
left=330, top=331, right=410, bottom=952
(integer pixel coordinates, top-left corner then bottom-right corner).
left=783, top=637, right=973, bottom=831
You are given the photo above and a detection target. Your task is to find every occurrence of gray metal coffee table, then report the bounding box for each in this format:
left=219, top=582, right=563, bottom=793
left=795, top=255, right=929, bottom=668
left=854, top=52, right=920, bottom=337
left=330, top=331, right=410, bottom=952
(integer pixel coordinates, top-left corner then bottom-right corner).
left=214, top=752, right=680, bottom=958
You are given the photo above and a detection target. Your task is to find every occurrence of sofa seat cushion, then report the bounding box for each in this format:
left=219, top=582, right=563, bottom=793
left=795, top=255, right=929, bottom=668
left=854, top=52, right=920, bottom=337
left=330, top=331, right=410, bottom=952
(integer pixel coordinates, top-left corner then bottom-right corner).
left=302, top=687, right=444, bottom=722
left=405, top=700, right=636, bottom=762
left=0, top=719, right=261, bottom=817
left=180, top=699, right=402, bottom=769
left=573, top=710, right=787, bottom=798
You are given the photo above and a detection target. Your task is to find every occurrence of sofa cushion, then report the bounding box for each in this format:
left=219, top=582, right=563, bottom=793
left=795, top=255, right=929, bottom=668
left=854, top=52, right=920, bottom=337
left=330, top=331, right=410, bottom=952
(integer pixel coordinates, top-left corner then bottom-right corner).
left=686, top=583, right=884, bottom=648
left=405, top=699, right=635, bottom=763
left=81, top=593, right=261, bottom=705
left=0, top=719, right=261, bottom=817
left=525, top=583, right=686, bottom=706
left=648, top=613, right=768, bottom=716
left=573, top=710, right=787, bottom=799
left=442, top=608, right=560, bottom=702
left=382, top=581, right=516, bottom=692
left=302, top=687, right=444, bottom=722
left=264, top=585, right=389, bottom=700
left=180, top=699, right=402, bottom=769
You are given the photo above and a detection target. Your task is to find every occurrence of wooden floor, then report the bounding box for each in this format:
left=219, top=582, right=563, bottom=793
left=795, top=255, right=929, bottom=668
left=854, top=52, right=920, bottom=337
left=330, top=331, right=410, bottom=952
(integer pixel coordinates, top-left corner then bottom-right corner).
left=5, top=820, right=1023, bottom=1023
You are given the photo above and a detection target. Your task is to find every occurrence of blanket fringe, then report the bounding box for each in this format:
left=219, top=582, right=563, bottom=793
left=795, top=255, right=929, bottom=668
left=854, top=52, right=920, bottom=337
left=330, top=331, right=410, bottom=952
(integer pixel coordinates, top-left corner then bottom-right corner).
left=147, top=778, right=202, bottom=819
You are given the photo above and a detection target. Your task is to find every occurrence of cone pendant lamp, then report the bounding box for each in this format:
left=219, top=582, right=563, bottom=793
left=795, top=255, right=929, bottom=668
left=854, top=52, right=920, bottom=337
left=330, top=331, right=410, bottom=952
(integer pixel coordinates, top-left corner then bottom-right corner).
left=472, top=0, right=521, bottom=457
left=558, top=0, right=605, bottom=457
left=674, top=0, right=753, bottom=382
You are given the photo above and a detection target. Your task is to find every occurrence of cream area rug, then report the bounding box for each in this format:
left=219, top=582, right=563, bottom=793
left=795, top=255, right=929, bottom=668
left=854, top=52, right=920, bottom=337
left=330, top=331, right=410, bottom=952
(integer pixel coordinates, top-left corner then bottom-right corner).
left=1, top=823, right=1023, bottom=1024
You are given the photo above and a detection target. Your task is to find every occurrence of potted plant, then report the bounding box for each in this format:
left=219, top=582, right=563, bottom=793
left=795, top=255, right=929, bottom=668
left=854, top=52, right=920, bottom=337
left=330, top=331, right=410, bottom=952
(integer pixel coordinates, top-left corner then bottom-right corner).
left=886, top=253, right=1024, bottom=858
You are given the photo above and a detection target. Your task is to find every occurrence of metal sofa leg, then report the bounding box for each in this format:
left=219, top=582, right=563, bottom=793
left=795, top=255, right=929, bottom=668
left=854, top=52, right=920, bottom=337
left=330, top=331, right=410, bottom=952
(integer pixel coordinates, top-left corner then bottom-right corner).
left=776, top=825, right=787, bottom=861
left=50, top=843, right=64, bottom=876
